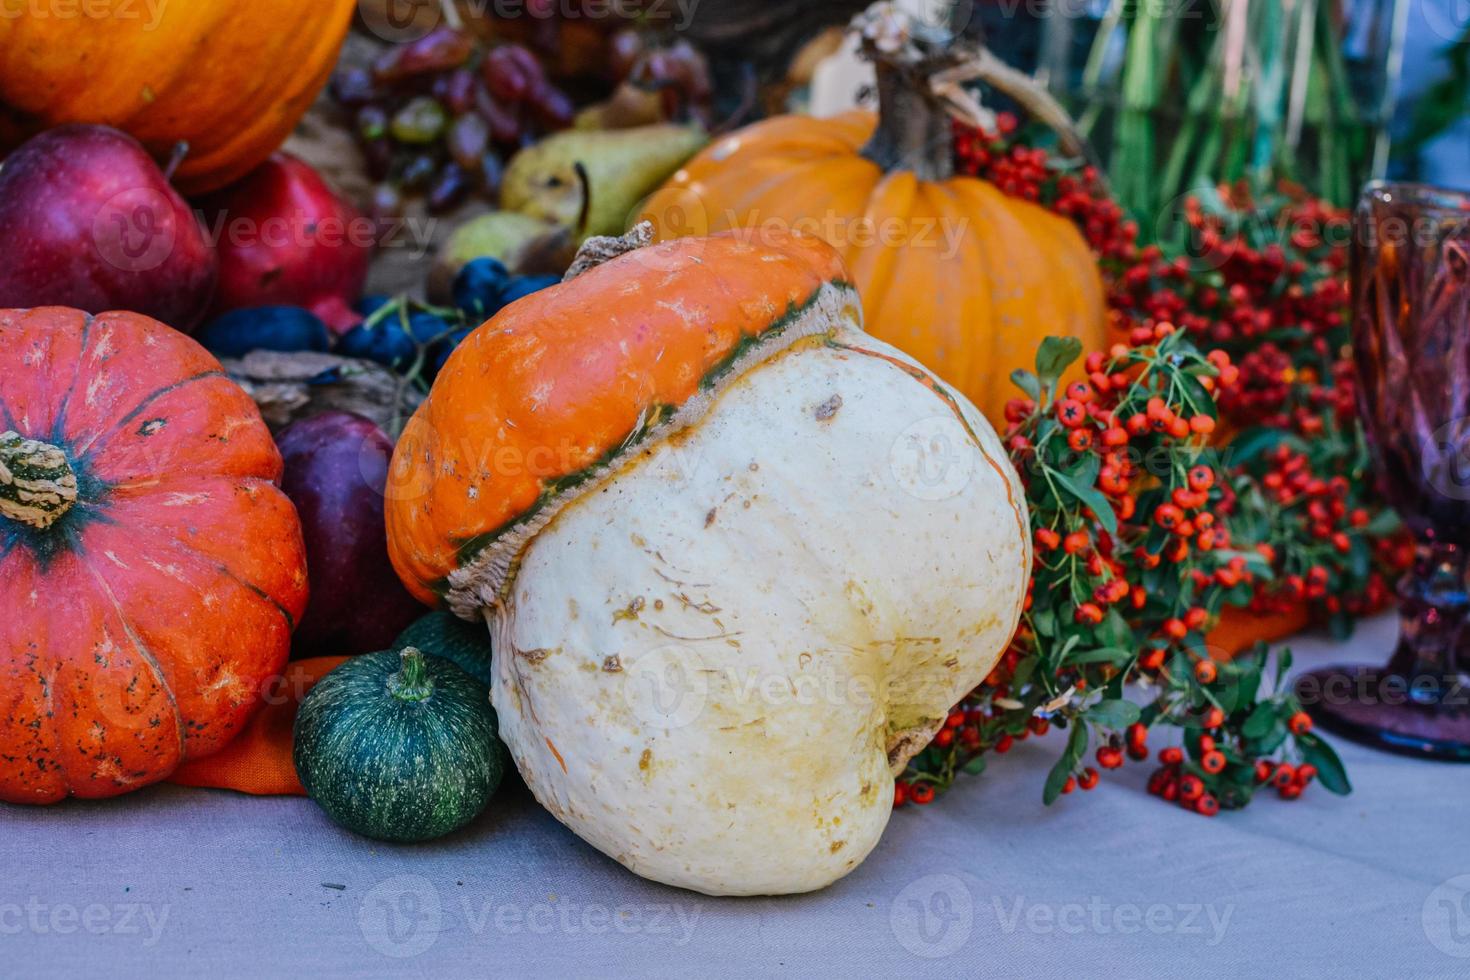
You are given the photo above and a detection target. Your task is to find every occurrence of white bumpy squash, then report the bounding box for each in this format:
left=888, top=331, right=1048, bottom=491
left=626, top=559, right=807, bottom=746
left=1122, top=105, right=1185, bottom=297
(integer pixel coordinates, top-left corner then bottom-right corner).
left=386, top=224, right=1030, bottom=895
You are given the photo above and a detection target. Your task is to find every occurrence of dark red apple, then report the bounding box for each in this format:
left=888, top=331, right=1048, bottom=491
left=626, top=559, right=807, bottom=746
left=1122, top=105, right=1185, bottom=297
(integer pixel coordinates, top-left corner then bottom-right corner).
left=277, top=411, right=424, bottom=658
left=0, top=124, right=217, bottom=331
left=198, top=154, right=371, bottom=335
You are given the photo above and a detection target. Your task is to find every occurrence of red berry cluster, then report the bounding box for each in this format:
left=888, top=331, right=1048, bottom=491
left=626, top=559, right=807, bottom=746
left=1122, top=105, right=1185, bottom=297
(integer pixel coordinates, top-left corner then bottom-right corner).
left=1148, top=711, right=1320, bottom=815
left=1233, top=446, right=1404, bottom=618
left=953, top=119, right=1405, bottom=632
left=952, top=116, right=1137, bottom=262
left=1108, top=193, right=1352, bottom=429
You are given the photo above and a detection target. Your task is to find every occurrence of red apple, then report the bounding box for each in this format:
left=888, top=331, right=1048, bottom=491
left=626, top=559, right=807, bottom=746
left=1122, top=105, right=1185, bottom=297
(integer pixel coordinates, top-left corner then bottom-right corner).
left=0, top=124, right=217, bottom=331
left=198, top=154, right=372, bottom=335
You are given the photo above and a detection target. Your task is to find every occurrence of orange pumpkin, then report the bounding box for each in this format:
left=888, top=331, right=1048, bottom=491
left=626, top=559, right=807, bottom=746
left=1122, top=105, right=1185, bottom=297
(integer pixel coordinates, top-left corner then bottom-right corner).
left=0, top=1, right=355, bottom=194
left=0, top=308, right=308, bottom=804
left=639, top=14, right=1107, bottom=424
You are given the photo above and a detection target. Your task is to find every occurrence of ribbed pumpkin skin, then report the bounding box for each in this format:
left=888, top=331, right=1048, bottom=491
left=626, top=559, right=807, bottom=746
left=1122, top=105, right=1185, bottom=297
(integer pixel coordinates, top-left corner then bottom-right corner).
left=639, top=110, right=1108, bottom=424
left=0, top=307, right=308, bottom=804
left=293, top=650, right=504, bottom=843
left=0, top=1, right=355, bottom=193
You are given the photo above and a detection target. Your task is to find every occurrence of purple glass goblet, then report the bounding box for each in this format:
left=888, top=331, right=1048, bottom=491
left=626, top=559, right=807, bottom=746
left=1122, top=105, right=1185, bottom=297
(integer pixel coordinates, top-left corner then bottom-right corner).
left=1296, top=182, right=1470, bottom=760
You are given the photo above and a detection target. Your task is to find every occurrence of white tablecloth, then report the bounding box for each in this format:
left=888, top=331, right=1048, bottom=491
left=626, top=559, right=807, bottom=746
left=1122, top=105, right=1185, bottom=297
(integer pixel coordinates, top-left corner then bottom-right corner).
left=5, top=614, right=1468, bottom=978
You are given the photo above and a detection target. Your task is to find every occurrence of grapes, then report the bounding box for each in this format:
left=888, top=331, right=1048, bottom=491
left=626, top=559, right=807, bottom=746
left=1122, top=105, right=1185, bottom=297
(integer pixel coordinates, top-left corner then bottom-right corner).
left=332, top=32, right=577, bottom=216
left=331, top=67, right=378, bottom=107
left=447, top=113, right=490, bottom=171
left=356, top=105, right=389, bottom=141
left=482, top=45, right=534, bottom=102
left=628, top=38, right=713, bottom=128
left=607, top=29, right=644, bottom=81
left=398, top=153, right=438, bottom=191
left=479, top=151, right=504, bottom=199
left=529, top=87, right=574, bottom=130
left=427, top=162, right=472, bottom=213
left=440, top=68, right=477, bottom=116
left=372, top=27, right=473, bottom=83
left=368, top=183, right=403, bottom=225
left=390, top=97, right=449, bottom=144
left=473, top=83, right=524, bottom=145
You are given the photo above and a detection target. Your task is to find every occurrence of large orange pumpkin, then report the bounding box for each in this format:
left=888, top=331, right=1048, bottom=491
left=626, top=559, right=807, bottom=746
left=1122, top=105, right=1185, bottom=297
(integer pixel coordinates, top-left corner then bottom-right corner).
left=639, top=10, right=1107, bottom=424
left=0, top=308, right=308, bottom=803
left=0, top=1, right=355, bottom=194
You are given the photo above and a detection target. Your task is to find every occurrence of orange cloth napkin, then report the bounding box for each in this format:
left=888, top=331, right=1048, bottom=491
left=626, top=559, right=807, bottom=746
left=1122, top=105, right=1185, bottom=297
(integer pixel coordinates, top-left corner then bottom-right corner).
left=165, top=610, right=1311, bottom=798
left=168, top=656, right=348, bottom=797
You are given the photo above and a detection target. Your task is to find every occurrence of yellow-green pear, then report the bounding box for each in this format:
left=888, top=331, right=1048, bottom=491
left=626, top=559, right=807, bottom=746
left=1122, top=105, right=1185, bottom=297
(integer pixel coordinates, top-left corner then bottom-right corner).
left=501, top=124, right=706, bottom=241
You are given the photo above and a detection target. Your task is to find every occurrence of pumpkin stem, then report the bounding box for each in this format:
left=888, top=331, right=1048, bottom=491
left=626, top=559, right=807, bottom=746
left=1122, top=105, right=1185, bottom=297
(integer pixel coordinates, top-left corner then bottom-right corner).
left=563, top=221, right=655, bottom=281
left=853, top=4, right=960, bottom=182
left=851, top=2, right=1099, bottom=182
left=0, top=431, right=78, bottom=531
left=389, top=647, right=435, bottom=702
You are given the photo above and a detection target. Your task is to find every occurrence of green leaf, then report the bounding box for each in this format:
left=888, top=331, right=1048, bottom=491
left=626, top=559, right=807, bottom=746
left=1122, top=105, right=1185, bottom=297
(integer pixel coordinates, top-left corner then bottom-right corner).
left=1364, top=508, right=1401, bottom=536
left=1100, top=608, right=1131, bottom=649
left=1067, top=646, right=1134, bottom=666
left=1275, top=649, right=1294, bottom=692
left=1241, top=702, right=1276, bottom=739
left=1257, top=720, right=1288, bottom=755
left=1011, top=369, right=1042, bottom=401
left=962, top=755, right=988, bottom=775
left=1297, top=732, right=1352, bottom=795
left=1051, top=469, right=1119, bottom=535
left=1010, top=653, right=1038, bottom=690
left=1086, top=699, right=1141, bottom=729
left=1176, top=371, right=1218, bottom=419
left=1043, top=722, right=1088, bottom=805
left=1223, top=662, right=1262, bottom=714
left=1035, top=336, right=1083, bottom=388
left=1033, top=606, right=1057, bottom=639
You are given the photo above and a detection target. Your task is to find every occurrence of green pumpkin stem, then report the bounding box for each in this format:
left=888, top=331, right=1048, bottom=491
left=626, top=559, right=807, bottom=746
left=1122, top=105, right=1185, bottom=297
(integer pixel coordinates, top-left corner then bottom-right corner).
left=389, top=647, right=436, bottom=702
left=0, top=431, right=78, bottom=530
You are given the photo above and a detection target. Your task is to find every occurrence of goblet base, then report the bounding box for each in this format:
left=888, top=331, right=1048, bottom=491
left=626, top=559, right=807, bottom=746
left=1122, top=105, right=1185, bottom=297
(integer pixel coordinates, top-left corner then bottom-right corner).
left=1296, top=666, right=1470, bottom=762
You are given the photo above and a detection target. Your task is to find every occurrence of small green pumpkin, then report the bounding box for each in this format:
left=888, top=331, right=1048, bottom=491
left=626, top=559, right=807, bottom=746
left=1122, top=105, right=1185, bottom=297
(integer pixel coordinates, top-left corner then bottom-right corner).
left=393, top=611, right=495, bottom=688
left=293, top=647, right=504, bottom=842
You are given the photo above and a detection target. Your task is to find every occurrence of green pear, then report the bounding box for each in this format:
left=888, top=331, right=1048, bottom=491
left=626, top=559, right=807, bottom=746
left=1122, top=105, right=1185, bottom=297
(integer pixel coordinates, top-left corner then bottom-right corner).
left=501, top=124, right=706, bottom=242
left=426, top=210, right=574, bottom=302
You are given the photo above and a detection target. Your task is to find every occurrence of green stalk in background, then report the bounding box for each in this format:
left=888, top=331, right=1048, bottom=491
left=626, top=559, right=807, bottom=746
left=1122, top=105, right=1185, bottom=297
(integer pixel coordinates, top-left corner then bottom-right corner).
left=1059, top=0, right=1402, bottom=240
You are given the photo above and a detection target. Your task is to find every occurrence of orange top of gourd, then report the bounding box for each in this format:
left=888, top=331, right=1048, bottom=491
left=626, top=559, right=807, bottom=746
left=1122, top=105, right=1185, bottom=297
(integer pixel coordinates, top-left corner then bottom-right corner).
left=385, top=228, right=854, bottom=610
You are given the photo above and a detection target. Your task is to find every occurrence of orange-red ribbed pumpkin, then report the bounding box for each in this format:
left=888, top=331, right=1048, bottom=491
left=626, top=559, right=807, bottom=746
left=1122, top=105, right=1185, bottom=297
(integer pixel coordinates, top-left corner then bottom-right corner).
left=0, top=308, right=308, bottom=803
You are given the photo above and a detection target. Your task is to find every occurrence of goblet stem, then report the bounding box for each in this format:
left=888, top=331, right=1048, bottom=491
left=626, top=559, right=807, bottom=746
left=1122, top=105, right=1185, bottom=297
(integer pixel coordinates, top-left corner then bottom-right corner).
left=1389, top=540, right=1470, bottom=704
